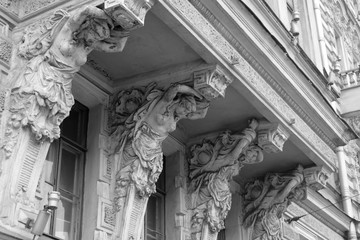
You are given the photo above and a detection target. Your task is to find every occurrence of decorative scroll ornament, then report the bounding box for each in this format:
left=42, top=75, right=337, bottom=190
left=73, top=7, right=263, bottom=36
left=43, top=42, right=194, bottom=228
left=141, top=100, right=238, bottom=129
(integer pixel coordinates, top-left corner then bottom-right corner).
left=108, top=83, right=209, bottom=240
left=2, top=6, right=129, bottom=158
left=243, top=166, right=305, bottom=240
left=257, top=121, right=290, bottom=153
left=193, top=65, right=233, bottom=101
left=344, top=116, right=360, bottom=137
left=188, top=119, right=263, bottom=240
left=303, top=166, right=329, bottom=191
left=104, top=0, right=156, bottom=31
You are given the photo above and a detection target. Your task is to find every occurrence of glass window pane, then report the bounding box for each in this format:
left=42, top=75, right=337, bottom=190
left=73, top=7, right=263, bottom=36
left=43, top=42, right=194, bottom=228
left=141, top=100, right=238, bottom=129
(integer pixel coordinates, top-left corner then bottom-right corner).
left=44, top=143, right=58, bottom=185
left=60, top=101, right=88, bottom=147
left=55, top=198, right=74, bottom=240
left=61, top=109, right=80, bottom=144
left=146, top=194, right=164, bottom=240
left=59, top=148, right=77, bottom=193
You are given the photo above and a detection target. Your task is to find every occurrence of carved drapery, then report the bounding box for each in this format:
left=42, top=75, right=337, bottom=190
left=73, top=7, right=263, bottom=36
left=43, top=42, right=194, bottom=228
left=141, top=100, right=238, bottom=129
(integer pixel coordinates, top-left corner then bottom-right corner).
left=188, top=120, right=264, bottom=240
left=242, top=166, right=306, bottom=240
left=0, top=3, right=148, bottom=227
left=108, top=83, right=211, bottom=240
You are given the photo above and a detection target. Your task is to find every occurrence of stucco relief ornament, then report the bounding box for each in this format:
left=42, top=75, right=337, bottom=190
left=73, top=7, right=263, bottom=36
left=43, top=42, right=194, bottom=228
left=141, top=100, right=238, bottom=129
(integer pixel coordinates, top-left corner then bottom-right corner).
left=243, top=166, right=306, bottom=240
left=108, top=83, right=209, bottom=239
left=188, top=119, right=263, bottom=240
left=2, top=6, right=128, bottom=158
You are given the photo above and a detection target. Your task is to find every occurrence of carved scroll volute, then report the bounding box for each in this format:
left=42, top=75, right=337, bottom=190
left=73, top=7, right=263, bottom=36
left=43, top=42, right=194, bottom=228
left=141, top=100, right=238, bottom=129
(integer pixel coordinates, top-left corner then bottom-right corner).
left=303, top=166, right=329, bottom=191
left=242, top=166, right=306, bottom=240
left=256, top=120, right=290, bottom=153
left=193, top=65, right=233, bottom=101
left=104, top=0, right=156, bottom=31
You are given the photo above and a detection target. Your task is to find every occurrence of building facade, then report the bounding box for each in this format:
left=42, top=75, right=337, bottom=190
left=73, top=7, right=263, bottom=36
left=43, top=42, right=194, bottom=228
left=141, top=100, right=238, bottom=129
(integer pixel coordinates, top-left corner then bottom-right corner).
left=1, top=0, right=360, bottom=240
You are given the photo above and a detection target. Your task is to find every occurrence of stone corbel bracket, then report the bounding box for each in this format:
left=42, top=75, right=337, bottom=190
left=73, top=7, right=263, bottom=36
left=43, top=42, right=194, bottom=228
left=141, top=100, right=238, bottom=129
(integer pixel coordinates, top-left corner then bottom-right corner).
left=104, top=0, right=156, bottom=31
left=303, top=166, right=329, bottom=191
left=193, top=65, right=233, bottom=101
left=256, top=120, right=290, bottom=153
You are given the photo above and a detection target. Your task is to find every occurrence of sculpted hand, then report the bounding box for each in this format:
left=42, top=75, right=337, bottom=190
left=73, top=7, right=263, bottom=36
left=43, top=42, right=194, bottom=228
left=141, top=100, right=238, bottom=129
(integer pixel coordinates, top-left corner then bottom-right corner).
left=248, top=119, right=258, bottom=130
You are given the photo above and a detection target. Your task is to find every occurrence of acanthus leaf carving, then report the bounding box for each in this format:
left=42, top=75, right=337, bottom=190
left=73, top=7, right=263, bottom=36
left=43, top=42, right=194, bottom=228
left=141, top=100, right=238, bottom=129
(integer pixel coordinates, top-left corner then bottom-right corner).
left=188, top=119, right=264, bottom=240
left=242, top=166, right=306, bottom=240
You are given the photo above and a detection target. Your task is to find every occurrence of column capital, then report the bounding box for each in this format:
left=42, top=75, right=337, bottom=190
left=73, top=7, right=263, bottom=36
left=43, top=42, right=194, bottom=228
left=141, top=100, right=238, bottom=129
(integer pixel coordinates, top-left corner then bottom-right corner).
left=303, top=166, right=329, bottom=191
left=193, top=64, right=233, bottom=101
left=104, top=0, right=156, bottom=31
left=256, top=120, right=290, bottom=153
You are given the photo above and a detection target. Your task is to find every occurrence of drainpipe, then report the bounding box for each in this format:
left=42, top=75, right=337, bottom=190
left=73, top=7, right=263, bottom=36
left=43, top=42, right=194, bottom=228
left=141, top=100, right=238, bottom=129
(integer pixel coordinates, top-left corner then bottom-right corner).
left=313, top=0, right=329, bottom=72
left=336, top=146, right=357, bottom=240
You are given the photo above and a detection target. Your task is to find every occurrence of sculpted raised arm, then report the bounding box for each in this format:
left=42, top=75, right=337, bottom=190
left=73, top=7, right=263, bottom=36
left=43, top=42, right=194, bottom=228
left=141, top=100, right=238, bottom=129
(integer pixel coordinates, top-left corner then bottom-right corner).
left=92, top=30, right=129, bottom=52
left=163, top=84, right=202, bottom=102
left=68, top=6, right=113, bottom=32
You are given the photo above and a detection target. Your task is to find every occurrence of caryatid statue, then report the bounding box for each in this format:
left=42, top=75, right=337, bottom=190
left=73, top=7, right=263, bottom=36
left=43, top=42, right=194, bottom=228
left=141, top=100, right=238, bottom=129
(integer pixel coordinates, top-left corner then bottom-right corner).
left=0, top=5, right=132, bottom=221
left=188, top=119, right=264, bottom=240
left=108, top=83, right=210, bottom=240
left=243, top=165, right=305, bottom=240
left=6, top=6, right=128, bottom=145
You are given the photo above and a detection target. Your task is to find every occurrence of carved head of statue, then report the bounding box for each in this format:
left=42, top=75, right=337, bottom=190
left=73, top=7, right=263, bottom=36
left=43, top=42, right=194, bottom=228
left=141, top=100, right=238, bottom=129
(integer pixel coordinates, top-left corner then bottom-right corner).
left=76, top=18, right=112, bottom=47
left=174, top=95, right=196, bottom=119
left=114, top=89, right=144, bottom=116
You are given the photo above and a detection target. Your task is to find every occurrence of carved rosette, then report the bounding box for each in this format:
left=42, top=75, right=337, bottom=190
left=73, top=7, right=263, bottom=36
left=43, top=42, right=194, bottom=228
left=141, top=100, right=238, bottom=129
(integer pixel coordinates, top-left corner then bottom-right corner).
left=193, top=65, right=233, bottom=101
left=242, top=166, right=306, bottom=240
left=104, top=0, right=156, bottom=31
left=303, top=166, right=329, bottom=191
left=257, top=120, right=290, bottom=153
left=188, top=120, right=263, bottom=240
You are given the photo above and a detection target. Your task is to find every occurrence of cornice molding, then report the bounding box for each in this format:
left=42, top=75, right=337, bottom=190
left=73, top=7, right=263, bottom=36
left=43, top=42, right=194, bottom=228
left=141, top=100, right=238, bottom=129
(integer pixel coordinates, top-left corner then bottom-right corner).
left=161, top=0, right=337, bottom=169
left=218, top=0, right=353, bottom=145
left=288, top=202, right=346, bottom=240
left=300, top=187, right=351, bottom=233
left=113, top=60, right=209, bottom=91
